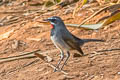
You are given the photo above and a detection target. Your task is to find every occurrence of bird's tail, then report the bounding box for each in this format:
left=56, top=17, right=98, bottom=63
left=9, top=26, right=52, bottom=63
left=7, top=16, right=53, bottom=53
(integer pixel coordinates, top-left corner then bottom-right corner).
left=83, top=39, right=105, bottom=43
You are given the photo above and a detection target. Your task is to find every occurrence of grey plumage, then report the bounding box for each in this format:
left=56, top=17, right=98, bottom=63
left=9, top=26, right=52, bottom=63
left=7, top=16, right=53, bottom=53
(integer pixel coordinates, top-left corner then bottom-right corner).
left=44, top=16, right=104, bottom=72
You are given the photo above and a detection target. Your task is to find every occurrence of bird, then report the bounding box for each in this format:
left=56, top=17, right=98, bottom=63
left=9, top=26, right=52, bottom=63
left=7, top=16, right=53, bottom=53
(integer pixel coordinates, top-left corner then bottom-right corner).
left=44, top=16, right=104, bottom=72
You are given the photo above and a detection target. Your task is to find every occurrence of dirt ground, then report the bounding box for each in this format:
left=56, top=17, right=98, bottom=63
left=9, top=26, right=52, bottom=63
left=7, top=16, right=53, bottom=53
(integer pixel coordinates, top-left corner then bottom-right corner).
left=0, top=0, right=120, bottom=80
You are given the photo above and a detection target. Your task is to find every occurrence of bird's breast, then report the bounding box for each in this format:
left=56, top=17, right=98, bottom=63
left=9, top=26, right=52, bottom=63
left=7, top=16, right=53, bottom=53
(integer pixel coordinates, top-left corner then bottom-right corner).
left=50, top=35, right=71, bottom=51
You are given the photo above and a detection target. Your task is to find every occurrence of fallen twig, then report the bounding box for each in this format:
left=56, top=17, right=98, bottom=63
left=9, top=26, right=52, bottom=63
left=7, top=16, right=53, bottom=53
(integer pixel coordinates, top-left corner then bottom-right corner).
left=79, top=4, right=120, bottom=27
left=0, top=11, right=27, bottom=14
left=0, top=50, right=40, bottom=63
left=96, top=48, right=120, bottom=52
left=89, top=48, right=120, bottom=58
left=0, top=49, right=57, bottom=64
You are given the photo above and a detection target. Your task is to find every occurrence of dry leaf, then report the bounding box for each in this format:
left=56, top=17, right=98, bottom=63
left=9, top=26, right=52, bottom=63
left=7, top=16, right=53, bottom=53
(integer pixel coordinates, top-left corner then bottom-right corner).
left=0, top=29, right=14, bottom=40
left=103, top=10, right=120, bottom=26
left=26, top=38, right=41, bottom=41
left=66, top=23, right=104, bottom=30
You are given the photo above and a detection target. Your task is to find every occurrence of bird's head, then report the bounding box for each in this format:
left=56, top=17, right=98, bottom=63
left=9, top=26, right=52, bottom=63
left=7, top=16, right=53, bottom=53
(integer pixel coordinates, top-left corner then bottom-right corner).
left=44, top=16, right=65, bottom=29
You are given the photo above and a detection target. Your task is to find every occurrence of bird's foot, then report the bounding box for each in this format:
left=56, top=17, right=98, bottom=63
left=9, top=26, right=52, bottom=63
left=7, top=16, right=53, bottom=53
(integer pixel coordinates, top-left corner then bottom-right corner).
left=53, top=68, right=58, bottom=72
left=54, top=66, right=64, bottom=72
left=54, top=68, right=64, bottom=72
left=53, top=67, right=60, bottom=72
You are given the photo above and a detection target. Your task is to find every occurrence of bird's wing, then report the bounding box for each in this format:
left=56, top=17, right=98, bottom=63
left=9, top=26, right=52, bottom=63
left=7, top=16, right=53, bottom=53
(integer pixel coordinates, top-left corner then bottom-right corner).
left=71, top=34, right=84, bottom=46
left=62, top=32, right=84, bottom=55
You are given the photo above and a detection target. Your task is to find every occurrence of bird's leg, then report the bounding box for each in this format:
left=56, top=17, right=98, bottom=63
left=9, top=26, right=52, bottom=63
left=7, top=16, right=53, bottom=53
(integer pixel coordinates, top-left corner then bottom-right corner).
left=60, top=51, right=70, bottom=71
left=54, top=50, right=64, bottom=72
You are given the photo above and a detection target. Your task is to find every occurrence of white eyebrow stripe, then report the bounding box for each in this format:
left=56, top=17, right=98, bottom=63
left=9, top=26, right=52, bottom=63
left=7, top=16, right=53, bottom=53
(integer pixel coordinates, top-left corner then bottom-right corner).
left=48, top=17, right=57, bottom=20
left=48, top=17, right=52, bottom=19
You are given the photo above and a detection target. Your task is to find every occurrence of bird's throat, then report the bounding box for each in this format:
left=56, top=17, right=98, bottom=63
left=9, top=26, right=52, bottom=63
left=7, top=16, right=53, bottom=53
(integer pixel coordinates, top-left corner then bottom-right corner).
left=50, top=24, right=54, bottom=29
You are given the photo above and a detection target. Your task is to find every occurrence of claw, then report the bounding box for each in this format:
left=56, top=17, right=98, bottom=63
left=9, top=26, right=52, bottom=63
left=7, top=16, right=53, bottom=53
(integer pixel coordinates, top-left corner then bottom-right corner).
left=53, top=68, right=57, bottom=72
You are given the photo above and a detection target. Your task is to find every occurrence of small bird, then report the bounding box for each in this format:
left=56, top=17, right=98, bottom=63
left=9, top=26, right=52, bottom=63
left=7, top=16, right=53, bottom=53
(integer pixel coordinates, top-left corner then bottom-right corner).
left=44, top=16, right=104, bottom=72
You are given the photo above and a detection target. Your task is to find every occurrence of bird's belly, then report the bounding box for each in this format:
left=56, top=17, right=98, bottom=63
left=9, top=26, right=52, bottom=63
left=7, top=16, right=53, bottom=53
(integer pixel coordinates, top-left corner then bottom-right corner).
left=51, top=36, right=71, bottom=51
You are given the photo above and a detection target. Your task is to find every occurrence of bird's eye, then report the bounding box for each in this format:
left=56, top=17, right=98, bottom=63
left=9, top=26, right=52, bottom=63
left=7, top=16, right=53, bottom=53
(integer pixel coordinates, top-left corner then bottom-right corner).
left=51, top=19, right=56, bottom=22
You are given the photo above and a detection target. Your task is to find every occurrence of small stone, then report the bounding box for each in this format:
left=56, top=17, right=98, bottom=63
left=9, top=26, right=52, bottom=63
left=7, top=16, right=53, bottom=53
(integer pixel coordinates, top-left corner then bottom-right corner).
left=46, top=56, right=53, bottom=62
left=118, top=72, right=120, bottom=75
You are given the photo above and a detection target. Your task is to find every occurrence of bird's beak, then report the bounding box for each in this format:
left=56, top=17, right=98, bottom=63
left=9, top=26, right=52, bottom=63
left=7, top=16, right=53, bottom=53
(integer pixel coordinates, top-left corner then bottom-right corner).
left=43, top=19, right=49, bottom=22
left=43, top=18, right=51, bottom=22
left=37, top=19, right=51, bottom=25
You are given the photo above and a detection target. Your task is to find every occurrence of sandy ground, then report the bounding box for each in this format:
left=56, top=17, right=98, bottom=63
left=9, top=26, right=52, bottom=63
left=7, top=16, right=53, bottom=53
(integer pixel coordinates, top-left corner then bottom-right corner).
left=0, top=0, right=120, bottom=80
